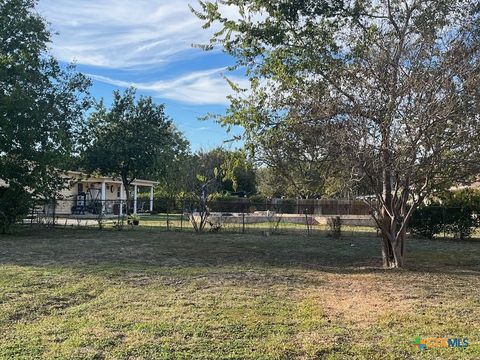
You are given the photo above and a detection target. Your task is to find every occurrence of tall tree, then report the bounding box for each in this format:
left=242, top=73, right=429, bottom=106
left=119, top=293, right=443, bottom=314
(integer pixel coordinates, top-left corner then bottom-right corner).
left=194, top=0, right=480, bottom=267
left=256, top=121, right=338, bottom=198
left=189, top=148, right=256, bottom=195
left=80, top=88, right=188, bottom=214
left=0, top=0, right=91, bottom=231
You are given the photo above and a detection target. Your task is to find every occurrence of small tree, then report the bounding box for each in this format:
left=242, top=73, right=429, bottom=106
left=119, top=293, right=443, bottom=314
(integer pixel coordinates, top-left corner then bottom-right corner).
left=190, top=148, right=256, bottom=194
left=80, top=88, right=188, bottom=215
left=187, top=175, right=216, bottom=233
left=185, top=149, right=250, bottom=232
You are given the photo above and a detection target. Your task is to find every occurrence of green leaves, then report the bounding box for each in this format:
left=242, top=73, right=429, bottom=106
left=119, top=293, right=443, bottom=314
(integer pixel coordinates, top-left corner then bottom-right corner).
left=189, top=148, right=256, bottom=196
left=194, top=0, right=480, bottom=202
left=0, top=0, right=91, bottom=230
left=195, top=0, right=480, bottom=266
left=0, top=0, right=91, bottom=195
left=80, top=88, right=188, bottom=197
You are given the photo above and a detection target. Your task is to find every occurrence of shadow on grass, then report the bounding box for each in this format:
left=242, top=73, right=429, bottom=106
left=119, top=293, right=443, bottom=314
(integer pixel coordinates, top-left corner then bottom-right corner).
left=0, top=228, right=479, bottom=277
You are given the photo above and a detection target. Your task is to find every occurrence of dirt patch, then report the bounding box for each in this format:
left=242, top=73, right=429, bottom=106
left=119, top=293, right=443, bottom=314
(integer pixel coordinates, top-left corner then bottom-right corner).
left=298, top=273, right=417, bottom=328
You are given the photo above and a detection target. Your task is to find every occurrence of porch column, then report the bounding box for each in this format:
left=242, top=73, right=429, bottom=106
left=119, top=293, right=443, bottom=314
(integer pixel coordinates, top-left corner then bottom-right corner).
left=133, top=184, right=138, bottom=214
left=150, top=186, right=154, bottom=212
left=101, top=181, right=106, bottom=214
left=119, top=184, right=124, bottom=216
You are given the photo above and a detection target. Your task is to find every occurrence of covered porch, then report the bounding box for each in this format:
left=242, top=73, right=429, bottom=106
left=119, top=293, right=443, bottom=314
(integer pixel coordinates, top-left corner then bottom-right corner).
left=57, top=172, right=158, bottom=216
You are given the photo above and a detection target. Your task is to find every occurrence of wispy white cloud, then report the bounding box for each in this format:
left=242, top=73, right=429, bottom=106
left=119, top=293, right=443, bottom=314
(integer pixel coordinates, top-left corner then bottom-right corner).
left=89, top=68, right=249, bottom=105
left=36, top=0, right=221, bottom=69
left=36, top=1, right=250, bottom=105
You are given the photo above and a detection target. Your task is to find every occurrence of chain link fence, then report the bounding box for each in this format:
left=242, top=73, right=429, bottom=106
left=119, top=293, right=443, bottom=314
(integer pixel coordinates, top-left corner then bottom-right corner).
left=22, top=198, right=479, bottom=239
left=22, top=197, right=376, bottom=236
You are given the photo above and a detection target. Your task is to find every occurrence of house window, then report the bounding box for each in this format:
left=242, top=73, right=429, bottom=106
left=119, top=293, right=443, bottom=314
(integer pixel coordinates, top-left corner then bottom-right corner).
left=78, top=183, right=84, bottom=194
left=117, top=186, right=121, bottom=198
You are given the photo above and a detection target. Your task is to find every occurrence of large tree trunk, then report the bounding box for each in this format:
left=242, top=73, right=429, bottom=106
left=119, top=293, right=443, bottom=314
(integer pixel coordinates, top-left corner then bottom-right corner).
left=379, top=128, right=406, bottom=269
left=379, top=189, right=409, bottom=269
left=380, top=227, right=406, bottom=269
left=379, top=203, right=406, bottom=268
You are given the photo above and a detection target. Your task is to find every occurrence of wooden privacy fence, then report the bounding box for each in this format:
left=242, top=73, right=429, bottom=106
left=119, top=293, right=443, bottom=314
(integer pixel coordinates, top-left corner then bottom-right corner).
left=270, top=198, right=371, bottom=215
left=145, top=197, right=373, bottom=216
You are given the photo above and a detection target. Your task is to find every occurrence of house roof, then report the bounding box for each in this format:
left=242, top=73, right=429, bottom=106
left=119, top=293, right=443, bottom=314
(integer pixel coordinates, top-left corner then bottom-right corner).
left=67, top=171, right=159, bottom=187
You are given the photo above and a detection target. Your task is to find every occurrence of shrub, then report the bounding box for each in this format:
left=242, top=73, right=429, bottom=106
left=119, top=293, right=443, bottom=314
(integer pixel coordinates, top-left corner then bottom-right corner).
left=208, top=192, right=248, bottom=212
left=443, top=189, right=480, bottom=239
left=409, top=206, right=444, bottom=239
left=207, top=192, right=240, bottom=202
left=248, top=194, right=269, bottom=212
left=248, top=194, right=267, bottom=203
left=327, top=216, right=342, bottom=238
left=443, top=207, right=478, bottom=240
left=410, top=204, right=479, bottom=240
left=444, top=189, right=480, bottom=212
left=0, top=186, right=33, bottom=233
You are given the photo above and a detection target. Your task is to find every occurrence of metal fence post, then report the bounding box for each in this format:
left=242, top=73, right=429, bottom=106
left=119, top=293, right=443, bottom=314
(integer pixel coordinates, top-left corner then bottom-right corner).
left=166, top=199, right=170, bottom=231
left=242, top=207, right=245, bottom=234
left=443, top=205, right=446, bottom=240
left=52, top=198, right=56, bottom=228
left=117, top=201, right=120, bottom=229
left=304, top=209, right=310, bottom=236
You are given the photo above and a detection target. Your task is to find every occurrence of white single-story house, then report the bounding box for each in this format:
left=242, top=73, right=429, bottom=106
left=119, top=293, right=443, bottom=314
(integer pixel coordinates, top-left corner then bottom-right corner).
left=54, top=171, right=158, bottom=216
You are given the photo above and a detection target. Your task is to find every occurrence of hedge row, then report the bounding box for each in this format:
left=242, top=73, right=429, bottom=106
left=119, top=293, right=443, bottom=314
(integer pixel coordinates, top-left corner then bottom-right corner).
left=409, top=189, right=480, bottom=239
left=409, top=206, right=479, bottom=239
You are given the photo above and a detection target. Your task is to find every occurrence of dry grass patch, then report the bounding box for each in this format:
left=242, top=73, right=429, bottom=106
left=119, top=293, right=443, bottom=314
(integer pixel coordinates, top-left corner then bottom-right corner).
left=298, top=274, right=416, bottom=329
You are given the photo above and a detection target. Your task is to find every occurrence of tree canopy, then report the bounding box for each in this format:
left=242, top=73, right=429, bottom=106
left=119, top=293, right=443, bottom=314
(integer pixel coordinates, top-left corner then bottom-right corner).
left=197, top=148, right=255, bottom=195
left=194, top=0, right=480, bottom=267
left=0, top=0, right=91, bottom=231
left=80, top=88, right=188, bottom=213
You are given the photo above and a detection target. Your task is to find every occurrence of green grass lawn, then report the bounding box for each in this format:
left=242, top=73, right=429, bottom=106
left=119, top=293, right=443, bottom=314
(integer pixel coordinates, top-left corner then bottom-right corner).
left=0, top=229, right=479, bottom=359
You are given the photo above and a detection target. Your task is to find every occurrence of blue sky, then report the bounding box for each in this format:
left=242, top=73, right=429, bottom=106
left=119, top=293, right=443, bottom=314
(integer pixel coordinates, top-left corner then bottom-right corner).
left=36, top=0, right=247, bottom=151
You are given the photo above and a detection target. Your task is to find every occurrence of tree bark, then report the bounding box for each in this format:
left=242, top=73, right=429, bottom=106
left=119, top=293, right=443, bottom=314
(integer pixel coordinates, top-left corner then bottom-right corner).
left=378, top=220, right=405, bottom=268
left=379, top=206, right=409, bottom=268
left=379, top=127, right=406, bottom=268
